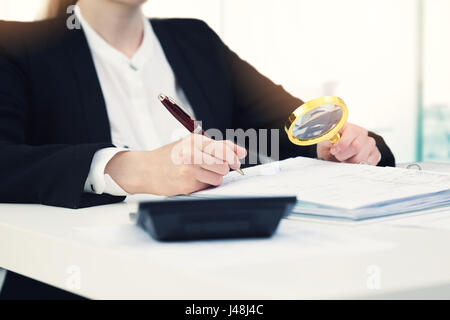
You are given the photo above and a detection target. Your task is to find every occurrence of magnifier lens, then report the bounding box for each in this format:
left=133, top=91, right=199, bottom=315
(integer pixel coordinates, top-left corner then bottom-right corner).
left=285, top=96, right=348, bottom=146
left=292, top=104, right=343, bottom=140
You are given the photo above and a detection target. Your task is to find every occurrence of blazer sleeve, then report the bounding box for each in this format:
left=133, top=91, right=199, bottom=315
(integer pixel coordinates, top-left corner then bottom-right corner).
left=0, top=28, right=125, bottom=208
left=199, top=21, right=396, bottom=167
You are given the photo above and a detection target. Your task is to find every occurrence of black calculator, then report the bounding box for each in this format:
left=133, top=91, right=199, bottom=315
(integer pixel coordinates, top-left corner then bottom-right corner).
left=137, top=196, right=296, bottom=241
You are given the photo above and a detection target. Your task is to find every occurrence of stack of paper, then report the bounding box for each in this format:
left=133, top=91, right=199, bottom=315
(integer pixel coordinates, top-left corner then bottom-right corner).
left=195, top=157, right=450, bottom=220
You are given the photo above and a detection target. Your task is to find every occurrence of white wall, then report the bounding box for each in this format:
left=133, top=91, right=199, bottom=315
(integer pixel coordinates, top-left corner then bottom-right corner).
left=143, top=0, right=224, bottom=33
left=424, top=0, right=450, bottom=107
left=0, top=0, right=47, bottom=21
left=423, top=0, right=450, bottom=161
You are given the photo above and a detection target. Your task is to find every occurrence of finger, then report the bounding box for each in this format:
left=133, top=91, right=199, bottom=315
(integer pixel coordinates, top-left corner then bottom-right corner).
left=182, top=135, right=242, bottom=170
left=332, top=131, right=368, bottom=162
left=188, top=134, right=244, bottom=168
left=330, top=125, right=357, bottom=155
left=345, top=140, right=372, bottom=164
left=331, top=124, right=366, bottom=154
left=202, top=140, right=241, bottom=170
left=194, top=167, right=224, bottom=186
left=317, top=140, right=335, bottom=161
left=181, top=142, right=203, bottom=165
left=192, top=133, right=214, bottom=146
left=177, top=165, right=209, bottom=194
left=200, top=152, right=230, bottom=175
left=178, top=134, right=212, bottom=165
left=333, top=135, right=363, bottom=162
left=201, top=138, right=246, bottom=161
left=224, top=140, right=247, bottom=159
left=346, top=137, right=376, bottom=164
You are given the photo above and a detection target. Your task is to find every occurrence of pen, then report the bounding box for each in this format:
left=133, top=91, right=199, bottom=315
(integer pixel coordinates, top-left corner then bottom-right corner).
left=158, top=94, right=245, bottom=175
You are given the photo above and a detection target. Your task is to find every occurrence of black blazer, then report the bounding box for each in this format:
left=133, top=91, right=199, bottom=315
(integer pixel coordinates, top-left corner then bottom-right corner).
left=0, top=17, right=395, bottom=208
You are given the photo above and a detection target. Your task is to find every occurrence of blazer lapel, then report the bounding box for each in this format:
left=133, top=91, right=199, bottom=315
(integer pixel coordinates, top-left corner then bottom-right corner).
left=151, top=19, right=217, bottom=131
left=60, top=22, right=112, bottom=143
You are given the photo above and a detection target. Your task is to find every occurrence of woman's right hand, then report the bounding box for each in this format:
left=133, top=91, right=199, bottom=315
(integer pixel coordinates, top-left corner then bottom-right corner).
left=104, top=134, right=247, bottom=195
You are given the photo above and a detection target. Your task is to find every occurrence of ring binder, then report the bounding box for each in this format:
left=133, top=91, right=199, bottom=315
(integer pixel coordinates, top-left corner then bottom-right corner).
left=406, top=163, right=423, bottom=170
left=196, top=157, right=450, bottom=221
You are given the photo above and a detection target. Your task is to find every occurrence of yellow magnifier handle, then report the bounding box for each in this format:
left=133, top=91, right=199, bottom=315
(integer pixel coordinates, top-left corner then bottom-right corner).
left=329, top=133, right=341, bottom=144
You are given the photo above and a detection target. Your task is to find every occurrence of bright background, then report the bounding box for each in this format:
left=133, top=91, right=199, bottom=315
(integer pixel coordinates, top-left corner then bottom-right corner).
left=1, top=0, right=449, bottom=163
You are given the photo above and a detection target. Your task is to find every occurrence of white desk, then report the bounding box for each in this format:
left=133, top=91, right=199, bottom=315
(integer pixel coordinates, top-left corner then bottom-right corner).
left=1, top=198, right=450, bottom=299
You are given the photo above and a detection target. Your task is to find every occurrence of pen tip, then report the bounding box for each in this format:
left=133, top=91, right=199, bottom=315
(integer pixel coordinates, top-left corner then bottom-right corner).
left=158, top=94, right=166, bottom=101
left=236, top=168, right=245, bottom=175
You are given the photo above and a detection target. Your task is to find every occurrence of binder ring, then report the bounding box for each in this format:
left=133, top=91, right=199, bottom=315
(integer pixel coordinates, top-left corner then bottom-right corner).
left=406, top=163, right=422, bottom=171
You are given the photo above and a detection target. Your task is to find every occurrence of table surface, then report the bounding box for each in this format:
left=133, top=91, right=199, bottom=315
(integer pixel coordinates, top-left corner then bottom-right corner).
left=1, top=192, right=450, bottom=299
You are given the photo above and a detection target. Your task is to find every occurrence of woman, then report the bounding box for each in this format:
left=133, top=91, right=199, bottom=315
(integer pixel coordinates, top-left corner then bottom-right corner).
left=0, top=0, right=395, bottom=208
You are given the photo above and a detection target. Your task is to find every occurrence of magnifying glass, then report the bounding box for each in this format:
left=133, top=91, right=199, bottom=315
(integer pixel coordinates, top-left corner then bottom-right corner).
left=284, top=96, right=348, bottom=146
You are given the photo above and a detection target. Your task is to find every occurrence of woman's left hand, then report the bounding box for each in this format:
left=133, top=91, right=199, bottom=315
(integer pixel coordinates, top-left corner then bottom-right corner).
left=317, top=123, right=381, bottom=165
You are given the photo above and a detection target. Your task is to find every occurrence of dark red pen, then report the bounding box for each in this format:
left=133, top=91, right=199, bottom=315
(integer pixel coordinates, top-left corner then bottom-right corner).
left=158, top=93, right=244, bottom=175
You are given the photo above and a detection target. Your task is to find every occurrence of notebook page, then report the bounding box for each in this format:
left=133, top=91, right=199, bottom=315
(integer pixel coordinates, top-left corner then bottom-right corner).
left=196, top=157, right=450, bottom=210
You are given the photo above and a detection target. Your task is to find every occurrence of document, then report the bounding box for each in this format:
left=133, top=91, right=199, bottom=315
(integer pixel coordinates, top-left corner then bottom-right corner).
left=195, top=157, right=450, bottom=220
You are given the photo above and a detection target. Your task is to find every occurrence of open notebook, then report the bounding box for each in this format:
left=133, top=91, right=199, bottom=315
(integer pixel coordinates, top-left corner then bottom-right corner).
left=194, top=157, right=450, bottom=220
